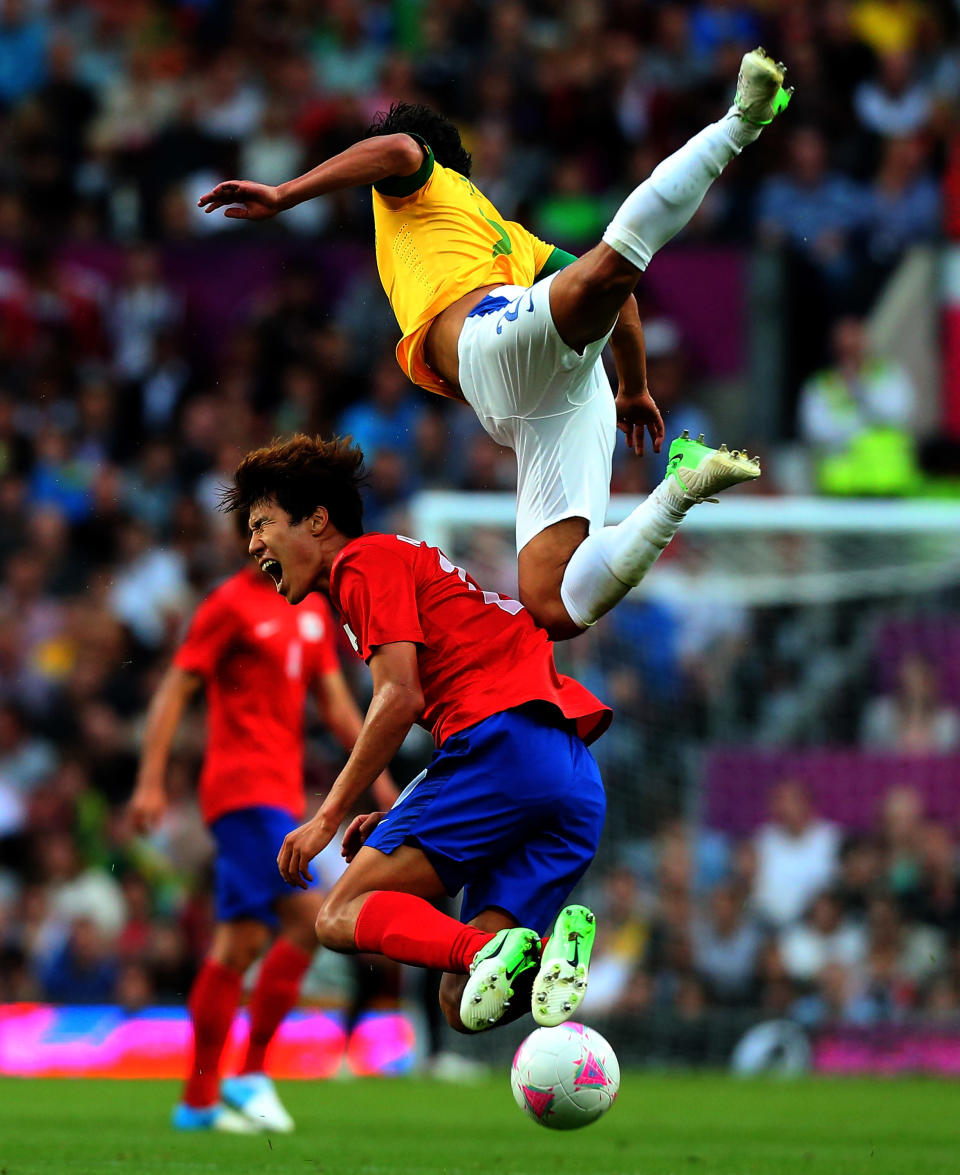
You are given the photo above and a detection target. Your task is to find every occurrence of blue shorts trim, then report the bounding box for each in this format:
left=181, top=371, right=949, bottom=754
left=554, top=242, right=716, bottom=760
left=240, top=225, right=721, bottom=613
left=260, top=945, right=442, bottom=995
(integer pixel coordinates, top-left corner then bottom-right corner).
left=210, top=805, right=314, bottom=927
left=364, top=706, right=605, bottom=934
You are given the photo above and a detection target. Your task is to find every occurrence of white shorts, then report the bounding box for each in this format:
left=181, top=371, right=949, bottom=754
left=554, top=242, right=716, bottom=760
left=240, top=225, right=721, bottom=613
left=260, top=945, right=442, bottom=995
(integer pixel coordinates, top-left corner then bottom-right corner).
left=457, top=272, right=617, bottom=553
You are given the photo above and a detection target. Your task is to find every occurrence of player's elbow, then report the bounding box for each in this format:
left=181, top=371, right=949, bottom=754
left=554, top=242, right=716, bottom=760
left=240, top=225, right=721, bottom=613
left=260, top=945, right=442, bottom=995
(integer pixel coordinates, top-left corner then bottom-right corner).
left=383, top=133, right=423, bottom=177
left=377, top=680, right=425, bottom=724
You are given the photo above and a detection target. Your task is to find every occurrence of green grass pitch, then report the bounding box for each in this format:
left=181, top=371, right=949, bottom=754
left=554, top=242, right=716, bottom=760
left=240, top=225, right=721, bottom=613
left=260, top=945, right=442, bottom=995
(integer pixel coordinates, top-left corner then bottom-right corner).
left=0, top=1074, right=957, bottom=1175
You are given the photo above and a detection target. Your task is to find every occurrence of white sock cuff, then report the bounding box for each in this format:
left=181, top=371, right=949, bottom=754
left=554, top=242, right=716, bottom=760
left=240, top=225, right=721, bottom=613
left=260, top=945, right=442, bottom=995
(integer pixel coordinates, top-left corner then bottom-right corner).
left=601, top=223, right=650, bottom=272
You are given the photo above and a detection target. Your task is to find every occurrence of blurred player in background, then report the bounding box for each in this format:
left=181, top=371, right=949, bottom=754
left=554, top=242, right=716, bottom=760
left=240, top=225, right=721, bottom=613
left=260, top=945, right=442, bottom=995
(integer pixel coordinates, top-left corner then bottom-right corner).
left=200, top=49, right=790, bottom=641
left=224, top=435, right=611, bottom=1037
left=128, top=517, right=395, bottom=1134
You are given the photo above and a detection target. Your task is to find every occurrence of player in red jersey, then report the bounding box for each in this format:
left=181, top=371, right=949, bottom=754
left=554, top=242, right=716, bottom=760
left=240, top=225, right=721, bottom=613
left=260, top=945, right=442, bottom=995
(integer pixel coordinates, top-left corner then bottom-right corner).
left=222, top=434, right=611, bottom=1035
left=128, top=524, right=395, bottom=1133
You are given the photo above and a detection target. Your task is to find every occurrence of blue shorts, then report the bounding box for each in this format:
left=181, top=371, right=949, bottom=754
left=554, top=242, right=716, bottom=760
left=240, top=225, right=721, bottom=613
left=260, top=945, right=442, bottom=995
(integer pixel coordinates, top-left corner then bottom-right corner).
left=209, top=805, right=315, bottom=927
left=364, top=705, right=605, bottom=934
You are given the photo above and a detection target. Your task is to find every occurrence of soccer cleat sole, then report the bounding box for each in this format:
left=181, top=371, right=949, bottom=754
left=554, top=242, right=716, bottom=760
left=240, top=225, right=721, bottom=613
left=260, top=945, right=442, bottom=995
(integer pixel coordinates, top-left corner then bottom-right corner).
left=531, top=958, right=590, bottom=1027
left=460, top=928, right=541, bottom=1033
left=532, top=905, right=595, bottom=1028
left=735, top=48, right=792, bottom=125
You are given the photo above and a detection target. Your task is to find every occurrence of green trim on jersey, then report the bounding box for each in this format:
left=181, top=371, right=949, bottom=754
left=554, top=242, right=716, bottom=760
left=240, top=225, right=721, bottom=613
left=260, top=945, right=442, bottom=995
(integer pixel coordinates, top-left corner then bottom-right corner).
left=536, top=246, right=578, bottom=279
left=374, top=133, right=435, bottom=197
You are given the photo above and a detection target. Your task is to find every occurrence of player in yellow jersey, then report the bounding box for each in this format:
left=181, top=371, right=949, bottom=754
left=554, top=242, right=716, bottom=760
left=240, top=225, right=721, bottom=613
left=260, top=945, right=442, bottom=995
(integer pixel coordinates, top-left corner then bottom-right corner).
left=199, top=49, right=790, bottom=641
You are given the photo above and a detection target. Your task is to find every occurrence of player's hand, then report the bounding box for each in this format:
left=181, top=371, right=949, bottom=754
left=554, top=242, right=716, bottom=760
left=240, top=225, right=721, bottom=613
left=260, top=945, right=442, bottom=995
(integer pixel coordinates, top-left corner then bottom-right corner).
left=127, top=782, right=166, bottom=834
left=197, top=180, right=282, bottom=220
left=341, top=812, right=385, bottom=863
left=277, top=812, right=337, bottom=888
left=615, top=385, right=664, bottom=456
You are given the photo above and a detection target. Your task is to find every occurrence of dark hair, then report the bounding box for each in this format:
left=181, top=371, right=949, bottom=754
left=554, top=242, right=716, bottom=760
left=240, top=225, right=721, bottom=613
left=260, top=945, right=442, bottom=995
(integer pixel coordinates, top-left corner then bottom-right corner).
left=220, top=434, right=365, bottom=537
left=367, top=102, right=472, bottom=177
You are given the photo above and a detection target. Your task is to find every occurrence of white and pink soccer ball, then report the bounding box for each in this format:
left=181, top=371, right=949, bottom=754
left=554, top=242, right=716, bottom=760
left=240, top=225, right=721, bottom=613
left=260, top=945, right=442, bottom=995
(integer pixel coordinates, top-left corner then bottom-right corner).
left=510, top=1023, right=620, bottom=1130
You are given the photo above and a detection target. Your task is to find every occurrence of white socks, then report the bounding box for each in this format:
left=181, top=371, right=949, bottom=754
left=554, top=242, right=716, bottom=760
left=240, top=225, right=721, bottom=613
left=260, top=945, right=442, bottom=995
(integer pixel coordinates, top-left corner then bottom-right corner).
left=602, top=110, right=759, bottom=272
left=560, top=482, right=688, bottom=629
left=559, top=110, right=766, bottom=629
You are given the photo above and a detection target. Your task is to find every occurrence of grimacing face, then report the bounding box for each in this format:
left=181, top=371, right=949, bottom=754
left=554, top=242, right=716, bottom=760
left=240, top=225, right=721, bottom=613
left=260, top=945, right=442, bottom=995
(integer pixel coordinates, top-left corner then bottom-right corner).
left=247, top=498, right=325, bottom=604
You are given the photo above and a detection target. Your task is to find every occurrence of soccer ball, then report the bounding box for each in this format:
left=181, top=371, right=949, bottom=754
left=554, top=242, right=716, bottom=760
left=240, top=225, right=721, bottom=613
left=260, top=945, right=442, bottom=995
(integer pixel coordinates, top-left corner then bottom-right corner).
left=510, top=1023, right=620, bottom=1130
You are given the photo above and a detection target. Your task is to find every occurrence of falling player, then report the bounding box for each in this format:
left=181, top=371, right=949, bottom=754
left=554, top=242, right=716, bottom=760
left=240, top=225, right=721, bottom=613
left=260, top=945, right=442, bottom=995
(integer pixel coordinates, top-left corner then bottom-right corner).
left=223, top=434, right=612, bottom=1036
left=128, top=518, right=395, bottom=1133
left=199, top=49, right=790, bottom=639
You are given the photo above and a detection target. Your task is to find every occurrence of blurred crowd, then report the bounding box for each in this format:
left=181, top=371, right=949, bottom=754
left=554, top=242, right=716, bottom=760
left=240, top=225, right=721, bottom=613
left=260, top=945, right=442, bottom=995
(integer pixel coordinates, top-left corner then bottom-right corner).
left=0, top=0, right=959, bottom=1039
left=586, top=778, right=960, bottom=1033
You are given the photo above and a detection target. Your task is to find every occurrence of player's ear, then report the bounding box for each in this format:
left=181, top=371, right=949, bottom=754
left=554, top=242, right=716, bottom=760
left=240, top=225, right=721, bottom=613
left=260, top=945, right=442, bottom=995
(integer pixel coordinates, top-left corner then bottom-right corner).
left=309, top=506, right=329, bottom=535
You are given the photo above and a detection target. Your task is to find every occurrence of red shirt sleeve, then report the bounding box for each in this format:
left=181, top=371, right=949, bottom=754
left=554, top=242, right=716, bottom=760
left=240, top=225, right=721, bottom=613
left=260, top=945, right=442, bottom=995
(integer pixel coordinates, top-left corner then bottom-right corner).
left=335, top=546, right=424, bottom=662
left=173, top=593, right=239, bottom=678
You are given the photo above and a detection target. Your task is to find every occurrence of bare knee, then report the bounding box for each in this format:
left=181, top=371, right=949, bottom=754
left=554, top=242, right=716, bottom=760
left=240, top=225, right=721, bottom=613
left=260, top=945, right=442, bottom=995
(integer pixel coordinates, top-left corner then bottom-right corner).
left=313, top=896, right=344, bottom=951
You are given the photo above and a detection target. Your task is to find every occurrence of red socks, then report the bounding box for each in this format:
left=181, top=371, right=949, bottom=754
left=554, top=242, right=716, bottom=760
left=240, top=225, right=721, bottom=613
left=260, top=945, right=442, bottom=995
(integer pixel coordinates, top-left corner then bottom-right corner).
left=240, top=938, right=311, bottom=1075
left=354, top=891, right=495, bottom=973
left=183, top=958, right=243, bottom=1107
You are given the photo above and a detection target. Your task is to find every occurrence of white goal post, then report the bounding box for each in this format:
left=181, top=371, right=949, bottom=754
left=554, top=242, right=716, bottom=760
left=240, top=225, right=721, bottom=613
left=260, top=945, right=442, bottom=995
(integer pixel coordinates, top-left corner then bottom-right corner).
left=409, top=494, right=960, bottom=607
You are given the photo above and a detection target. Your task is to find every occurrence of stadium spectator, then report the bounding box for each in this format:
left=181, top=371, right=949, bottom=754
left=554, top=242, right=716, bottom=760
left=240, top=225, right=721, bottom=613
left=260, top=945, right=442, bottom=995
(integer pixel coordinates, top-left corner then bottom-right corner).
left=853, top=50, right=932, bottom=137
left=37, top=915, right=119, bottom=1003
left=864, top=134, right=941, bottom=270
left=861, top=655, right=960, bottom=752
left=798, top=315, right=919, bottom=495
left=755, top=126, right=867, bottom=273
left=778, top=890, right=867, bottom=983
left=753, top=781, right=841, bottom=928
left=691, top=882, right=762, bottom=1004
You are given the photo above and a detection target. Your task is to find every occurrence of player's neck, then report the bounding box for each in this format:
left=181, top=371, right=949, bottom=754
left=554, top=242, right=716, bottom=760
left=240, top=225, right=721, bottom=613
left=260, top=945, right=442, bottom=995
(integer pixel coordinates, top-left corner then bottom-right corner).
left=314, top=530, right=354, bottom=591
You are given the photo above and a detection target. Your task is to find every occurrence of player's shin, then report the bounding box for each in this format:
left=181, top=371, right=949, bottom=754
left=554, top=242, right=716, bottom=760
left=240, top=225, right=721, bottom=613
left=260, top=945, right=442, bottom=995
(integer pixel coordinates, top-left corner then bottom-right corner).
left=602, top=50, right=789, bottom=272
left=559, top=484, right=685, bottom=629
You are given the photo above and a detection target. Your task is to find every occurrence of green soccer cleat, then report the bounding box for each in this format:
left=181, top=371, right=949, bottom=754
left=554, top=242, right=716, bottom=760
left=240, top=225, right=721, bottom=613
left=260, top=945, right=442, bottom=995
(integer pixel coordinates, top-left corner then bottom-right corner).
left=460, top=927, right=542, bottom=1032
left=664, top=430, right=762, bottom=504
left=531, top=905, right=596, bottom=1028
left=734, top=47, right=792, bottom=125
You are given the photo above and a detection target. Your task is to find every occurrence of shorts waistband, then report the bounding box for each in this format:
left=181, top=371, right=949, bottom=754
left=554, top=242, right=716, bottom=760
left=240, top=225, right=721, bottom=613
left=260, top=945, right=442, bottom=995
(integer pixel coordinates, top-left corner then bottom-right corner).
left=467, top=293, right=512, bottom=318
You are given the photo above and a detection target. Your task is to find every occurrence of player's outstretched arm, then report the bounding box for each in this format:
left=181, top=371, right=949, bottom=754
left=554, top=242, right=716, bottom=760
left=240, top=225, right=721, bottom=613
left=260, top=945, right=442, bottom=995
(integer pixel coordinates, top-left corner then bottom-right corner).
left=278, top=642, right=423, bottom=888
left=610, top=293, right=664, bottom=456
left=128, top=666, right=202, bottom=833
left=197, top=135, right=425, bottom=219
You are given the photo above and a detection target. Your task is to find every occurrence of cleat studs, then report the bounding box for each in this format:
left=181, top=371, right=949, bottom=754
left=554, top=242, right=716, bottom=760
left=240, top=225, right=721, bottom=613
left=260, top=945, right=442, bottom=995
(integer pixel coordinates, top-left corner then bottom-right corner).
left=562, top=1002, right=573, bottom=1013
left=536, top=992, right=547, bottom=1004
left=696, top=433, right=705, bottom=444
left=585, top=912, right=595, bottom=923
left=681, top=428, right=690, bottom=439
left=719, top=443, right=729, bottom=453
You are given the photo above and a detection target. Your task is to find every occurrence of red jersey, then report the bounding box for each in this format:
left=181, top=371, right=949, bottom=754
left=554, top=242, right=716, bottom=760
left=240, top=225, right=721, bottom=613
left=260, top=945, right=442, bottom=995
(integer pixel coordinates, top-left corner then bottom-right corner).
left=173, top=567, right=340, bottom=824
left=330, top=534, right=611, bottom=746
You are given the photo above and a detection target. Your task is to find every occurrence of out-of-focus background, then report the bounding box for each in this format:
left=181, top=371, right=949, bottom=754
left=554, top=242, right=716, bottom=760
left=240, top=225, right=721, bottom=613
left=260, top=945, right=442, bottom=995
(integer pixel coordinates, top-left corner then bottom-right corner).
left=2, top=0, right=960, bottom=1079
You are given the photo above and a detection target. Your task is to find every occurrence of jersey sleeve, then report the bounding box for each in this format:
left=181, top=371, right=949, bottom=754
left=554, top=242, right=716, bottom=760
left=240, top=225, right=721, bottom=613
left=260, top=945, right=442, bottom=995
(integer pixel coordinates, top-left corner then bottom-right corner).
left=173, top=593, right=238, bottom=678
left=334, top=546, right=424, bottom=662
left=535, top=244, right=578, bottom=278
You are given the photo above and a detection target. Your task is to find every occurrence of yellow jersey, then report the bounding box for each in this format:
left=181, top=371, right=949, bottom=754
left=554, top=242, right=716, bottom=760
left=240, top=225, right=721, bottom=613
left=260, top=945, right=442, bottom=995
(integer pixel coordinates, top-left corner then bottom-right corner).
left=372, top=138, right=558, bottom=398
